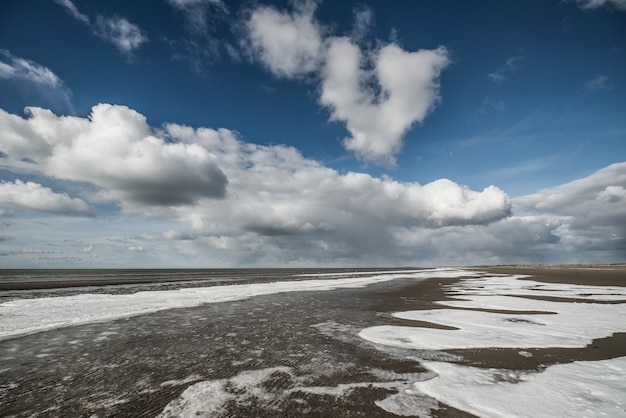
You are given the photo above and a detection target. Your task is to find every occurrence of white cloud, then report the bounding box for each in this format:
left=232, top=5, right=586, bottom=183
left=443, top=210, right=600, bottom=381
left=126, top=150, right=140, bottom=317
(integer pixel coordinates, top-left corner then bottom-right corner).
left=95, top=16, right=147, bottom=55
left=0, top=104, right=227, bottom=209
left=0, top=50, right=63, bottom=89
left=0, top=180, right=94, bottom=216
left=3, top=104, right=622, bottom=267
left=54, top=0, right=90, bottom=24
left=487, top=55, right=524, bottom=83
left=514, top=162, right=626, bottom=231
left=54, top=0, right=147, bottom=56
left=0, top=104, right=511, bottom=266
left=514, top=162, right=626, bottom=259
left=244, top=0, right=325, bottom=78
left=244, top=2, right=450, bottom=166
left=321, top=38, right=449, bottom=166
left=573, top=0, right=626, bottom=10
left=156, top=159, right=624, bottom=266
left=351, top=4, right=374, bottom=42
left=0, top=50, right=73, bottom=113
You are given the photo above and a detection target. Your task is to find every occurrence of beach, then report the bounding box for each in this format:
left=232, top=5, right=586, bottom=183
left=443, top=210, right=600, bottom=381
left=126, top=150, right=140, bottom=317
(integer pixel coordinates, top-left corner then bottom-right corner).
left=1, top=266, right=624, bottom=417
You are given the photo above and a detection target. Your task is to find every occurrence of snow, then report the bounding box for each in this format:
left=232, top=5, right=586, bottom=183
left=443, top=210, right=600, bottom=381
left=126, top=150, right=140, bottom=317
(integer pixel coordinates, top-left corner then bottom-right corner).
left=358, top=273, right=626, bottom=417
left=413, top=357, right=626, bottom=418
left=0, top=268, right=470, bottom=340
left=359, top=276, right=626, bottom=350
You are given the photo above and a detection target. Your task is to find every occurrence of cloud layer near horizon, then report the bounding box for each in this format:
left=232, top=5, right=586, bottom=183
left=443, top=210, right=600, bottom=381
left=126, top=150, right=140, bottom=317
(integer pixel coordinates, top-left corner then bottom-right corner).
left=0, top=104, right=517, bottom=265
left=1, top=104, right=623, bottom=267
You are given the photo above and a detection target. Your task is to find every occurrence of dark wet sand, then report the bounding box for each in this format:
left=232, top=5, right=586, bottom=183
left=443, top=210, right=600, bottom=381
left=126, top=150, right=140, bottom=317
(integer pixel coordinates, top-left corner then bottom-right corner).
left=1, top=265, right=624, bottom=417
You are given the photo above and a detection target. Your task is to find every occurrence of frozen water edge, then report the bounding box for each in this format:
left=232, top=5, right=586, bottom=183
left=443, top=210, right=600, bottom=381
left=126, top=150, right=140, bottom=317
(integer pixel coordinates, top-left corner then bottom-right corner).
left=158, top=366, right=439, bottom=418
left=358, top=274, right=626, bottom=417
left=0, top=268, right=471, bottom=340
left=414, top=357, right=626, bottom=418
left=359, top=275, right=626, bottom=350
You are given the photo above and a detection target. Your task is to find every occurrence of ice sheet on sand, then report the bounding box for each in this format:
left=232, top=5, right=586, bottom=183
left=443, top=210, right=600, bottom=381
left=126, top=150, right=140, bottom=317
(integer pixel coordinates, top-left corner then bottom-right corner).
left=414, top=357, right=626, bottom=418
left=158, top=365, right=437, bottom=418
left=444, top=275, right=626, bottom=301
left=0, top=268, right=471, bottom=340
left=359, top=276, right=626, bottom=350
left=158, top=367, right=292, bottom=418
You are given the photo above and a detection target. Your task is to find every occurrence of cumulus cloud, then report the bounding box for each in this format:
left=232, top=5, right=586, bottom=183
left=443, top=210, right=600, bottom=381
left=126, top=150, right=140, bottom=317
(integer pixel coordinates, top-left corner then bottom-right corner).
left=514, top=162, right=626, bottom=259
left=0, top=103, right=510, bottom=237
left=0, top=105, right=227, bottom=209
left=244, top=2, right=450, bottom=166
left=150, top=157, right=625, bottom=266
left=2, top=103, right=623, bottom=266
left=244, top=0, right=325, bottom=78
left=573, top=0, right=626, bottom=10
left=55, top=0, right=147, bottom=56
left=487, top=56, right=524, bottom=83
left=515, top=162, right=626, bottom=230
left=321, top=39, right=449, bottom=166
left=0, top=180, right=94, bottom=216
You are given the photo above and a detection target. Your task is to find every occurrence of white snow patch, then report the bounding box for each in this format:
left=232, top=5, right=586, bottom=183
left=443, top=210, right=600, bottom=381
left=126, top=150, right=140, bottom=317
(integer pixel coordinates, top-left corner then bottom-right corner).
left=0, top=269, right=472, bottom=340
left=158, top=367, right=292, bottom=418
left=358, top=274, right=626, bottom=417
left=359, top=276, right=626, bottom=350
left=158, top=365, right=437, bottom=417
left=414, top=357, right=626, bottom=418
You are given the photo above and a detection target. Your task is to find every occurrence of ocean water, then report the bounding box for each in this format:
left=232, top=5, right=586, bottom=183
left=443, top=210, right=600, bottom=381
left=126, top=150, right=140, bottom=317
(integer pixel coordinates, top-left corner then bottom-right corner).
left=0, top=268, right=400, bottom=295
left=1, top=268, right=625, bottom=417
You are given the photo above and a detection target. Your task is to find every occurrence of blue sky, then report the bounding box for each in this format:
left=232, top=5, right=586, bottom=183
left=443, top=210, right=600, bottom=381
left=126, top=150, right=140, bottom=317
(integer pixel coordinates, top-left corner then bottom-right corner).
left=0, top=0, right=624, bottom=267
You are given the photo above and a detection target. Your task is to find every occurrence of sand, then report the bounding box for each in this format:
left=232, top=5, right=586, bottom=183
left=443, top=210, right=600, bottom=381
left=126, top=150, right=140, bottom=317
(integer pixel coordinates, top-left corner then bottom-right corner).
left=0, top=265, right=624, bottom=417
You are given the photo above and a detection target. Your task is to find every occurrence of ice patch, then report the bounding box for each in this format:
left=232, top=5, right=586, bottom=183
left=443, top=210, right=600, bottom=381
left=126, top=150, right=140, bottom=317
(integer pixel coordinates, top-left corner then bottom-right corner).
left=358, top=274, right=626, bottom=417
left=158, top=367, right=293, bottom=418
left=374, top=391, right=438, bottom=417
left=0, top=269, right=473, bottom=340
left=158, top=365, right=437, bottom=418
left=414, top=357, right=626, bottom=418
left=360, top=276, right=626, bottom=350
left=444, top=275, right=626, bottom=301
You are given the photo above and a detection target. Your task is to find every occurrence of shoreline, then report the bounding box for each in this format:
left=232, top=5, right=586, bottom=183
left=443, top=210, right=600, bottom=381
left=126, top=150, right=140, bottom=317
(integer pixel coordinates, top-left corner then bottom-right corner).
left=0, top=265, right=624, bottom=417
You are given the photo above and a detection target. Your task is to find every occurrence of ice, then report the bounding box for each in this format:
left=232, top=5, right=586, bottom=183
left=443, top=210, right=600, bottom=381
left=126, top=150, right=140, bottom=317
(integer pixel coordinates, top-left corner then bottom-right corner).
left=359, top=276, right=626, bottom=350
left=374, top=392, right=438, bottom=417
left=158, top=367, right=293, bottom=418
left=414, top=357, right=626, bottom=418
left=158, top=365, right=437, bottom=417
left=358, top=274, right=626, bottom=417
left=0, top=268, right=473, bottom=340
left=444, top=275, right=626, bottom=301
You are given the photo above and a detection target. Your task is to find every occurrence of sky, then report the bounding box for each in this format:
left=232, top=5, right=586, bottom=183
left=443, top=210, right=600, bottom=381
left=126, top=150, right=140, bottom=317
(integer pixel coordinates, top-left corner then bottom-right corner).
left=0, top=0, right=624, bottom=268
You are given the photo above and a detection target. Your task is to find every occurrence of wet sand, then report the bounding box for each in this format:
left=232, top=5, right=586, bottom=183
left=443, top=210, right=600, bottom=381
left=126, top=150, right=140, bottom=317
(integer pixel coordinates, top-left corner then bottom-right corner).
left=0, top=265, right=624, bottom=417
